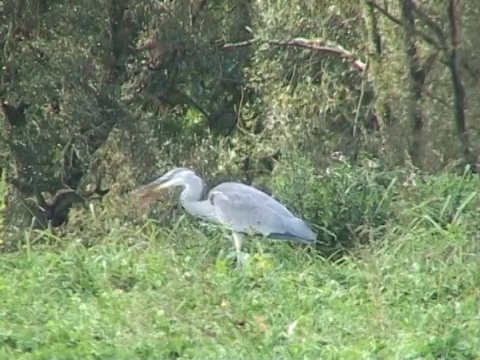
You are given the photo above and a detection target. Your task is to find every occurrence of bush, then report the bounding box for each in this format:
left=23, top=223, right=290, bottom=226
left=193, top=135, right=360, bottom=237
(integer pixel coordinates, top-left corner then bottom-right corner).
left=396, top=169, right=480, bottom=232
left=270, top=154, right=398, bottom=251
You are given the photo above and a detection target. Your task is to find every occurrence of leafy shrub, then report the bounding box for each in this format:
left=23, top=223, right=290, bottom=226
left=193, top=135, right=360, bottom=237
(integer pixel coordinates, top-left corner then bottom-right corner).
left=270, top=155, right=398, bottom=251
left=397, top=169, right=480, bottom=231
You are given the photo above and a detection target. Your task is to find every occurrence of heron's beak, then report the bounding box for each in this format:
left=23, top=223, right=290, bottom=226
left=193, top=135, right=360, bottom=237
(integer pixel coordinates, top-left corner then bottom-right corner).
left=145, top=178, right=169, bottom=192
left=133, top=176, right=180, bottom=207
left=137, top=177, right=173, bottom=195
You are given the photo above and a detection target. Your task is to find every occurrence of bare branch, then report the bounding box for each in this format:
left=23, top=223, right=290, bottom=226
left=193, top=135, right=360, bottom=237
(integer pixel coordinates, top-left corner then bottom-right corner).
left=369, top=0, right=477, bottom=85
left=222, top=38, right=261, bottom=50
left=368, top=0, right=401, bottom=24
left=411, top=2, right=447, bottom=47
left=268, top=39, right=366, bottom=71
left=366, top=0, right=443, bottom=49
left=223, top=38, right=366, bottom=72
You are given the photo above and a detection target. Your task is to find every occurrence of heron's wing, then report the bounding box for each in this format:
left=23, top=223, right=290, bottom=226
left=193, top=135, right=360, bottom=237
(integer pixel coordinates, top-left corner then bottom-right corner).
left=213, top=182, right=295, bottom=217
left=210, top=182, right=316, bottom=242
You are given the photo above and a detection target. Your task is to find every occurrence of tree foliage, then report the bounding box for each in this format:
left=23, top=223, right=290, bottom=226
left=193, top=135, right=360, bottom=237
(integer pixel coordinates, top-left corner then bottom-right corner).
left=0, top=0, right=479, bottom=232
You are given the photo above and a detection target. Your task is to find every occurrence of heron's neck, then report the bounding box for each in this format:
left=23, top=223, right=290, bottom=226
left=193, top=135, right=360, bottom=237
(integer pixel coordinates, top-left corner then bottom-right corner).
left=180, top=175, right=204, bottom=202
left=179, top=175, right=217, bottom=221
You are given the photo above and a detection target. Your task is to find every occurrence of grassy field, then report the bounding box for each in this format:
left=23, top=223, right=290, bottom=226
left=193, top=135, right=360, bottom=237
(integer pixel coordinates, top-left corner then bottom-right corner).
left=0, top=174, right=479, bottom=359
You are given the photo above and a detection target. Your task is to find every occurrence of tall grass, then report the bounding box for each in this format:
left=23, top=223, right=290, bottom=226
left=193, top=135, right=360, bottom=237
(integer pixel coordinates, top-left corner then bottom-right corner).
left=0, top=167, right=478, bottom=359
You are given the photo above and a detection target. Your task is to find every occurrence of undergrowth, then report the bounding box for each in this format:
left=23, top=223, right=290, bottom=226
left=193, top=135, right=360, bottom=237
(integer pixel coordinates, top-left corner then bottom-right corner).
left=0, top=163, right=479, bottom=359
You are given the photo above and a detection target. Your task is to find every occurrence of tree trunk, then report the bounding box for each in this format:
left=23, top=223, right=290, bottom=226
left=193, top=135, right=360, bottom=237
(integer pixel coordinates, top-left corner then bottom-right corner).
left=400, top=0, right=426, bottom=166
left=446, top=0, right=473, bottom=169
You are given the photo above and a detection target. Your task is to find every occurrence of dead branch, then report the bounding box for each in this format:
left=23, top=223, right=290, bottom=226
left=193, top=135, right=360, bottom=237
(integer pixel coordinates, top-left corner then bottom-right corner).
left=191, top=0, right=208, bottom=26
left=20, top=188, right=85, bottom=230
left=0, top=100, right=29, bottom=128
left=16, top=174, right=111, bottom=230
left=222, top=38, right=366, bottom=72
left=222, top=38, right=261, bottom=50
left=83, top=174, right=110, bottom=199
left=269, top=39, right=366, bottom=71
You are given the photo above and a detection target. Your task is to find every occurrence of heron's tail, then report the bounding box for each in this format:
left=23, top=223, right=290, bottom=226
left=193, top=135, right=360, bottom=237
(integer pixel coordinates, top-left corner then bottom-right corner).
left=269, top=217, right=317, bottom=243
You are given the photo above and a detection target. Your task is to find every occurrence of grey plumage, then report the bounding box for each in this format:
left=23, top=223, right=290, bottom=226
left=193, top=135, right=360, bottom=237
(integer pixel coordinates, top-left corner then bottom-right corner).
left=135, top=167, right=316, bottom=266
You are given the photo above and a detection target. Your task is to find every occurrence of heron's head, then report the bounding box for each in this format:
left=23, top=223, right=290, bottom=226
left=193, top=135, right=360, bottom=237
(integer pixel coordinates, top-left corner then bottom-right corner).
left=133, top=167, right=196, bottom=205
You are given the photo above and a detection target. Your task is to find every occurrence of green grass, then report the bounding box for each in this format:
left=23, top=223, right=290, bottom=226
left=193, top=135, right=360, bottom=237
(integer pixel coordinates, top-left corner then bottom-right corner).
left=0, top=213, right=478, bottom=359
left=1, top=169, right=479, bottom=359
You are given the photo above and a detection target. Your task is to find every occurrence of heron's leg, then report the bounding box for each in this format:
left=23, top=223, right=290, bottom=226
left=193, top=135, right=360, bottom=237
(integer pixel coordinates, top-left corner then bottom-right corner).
left=232, top=231, right=244, bottom=254
left=232, top=232, right=248, bottom=268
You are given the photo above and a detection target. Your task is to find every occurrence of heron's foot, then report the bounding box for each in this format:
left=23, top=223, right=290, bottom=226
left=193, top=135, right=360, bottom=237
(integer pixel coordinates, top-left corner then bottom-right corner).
left=235, top=251, right=250, bottom=270
left=225, top=250, right=250, bottom=269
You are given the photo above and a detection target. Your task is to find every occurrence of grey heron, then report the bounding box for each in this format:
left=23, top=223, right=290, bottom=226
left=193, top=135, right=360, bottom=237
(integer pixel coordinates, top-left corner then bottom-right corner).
left=134, top=167, right=317, bottom=266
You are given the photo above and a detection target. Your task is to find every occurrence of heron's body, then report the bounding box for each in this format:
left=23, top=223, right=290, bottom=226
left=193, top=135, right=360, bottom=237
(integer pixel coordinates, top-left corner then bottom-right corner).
left=135, top=167, right=316, bottom=267
left=206, top=182, right=316, bottom=242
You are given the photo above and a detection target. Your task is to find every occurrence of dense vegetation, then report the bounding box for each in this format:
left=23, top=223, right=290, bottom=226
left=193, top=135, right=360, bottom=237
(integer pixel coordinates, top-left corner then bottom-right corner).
left=0, top=0, right=479, bottom=358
